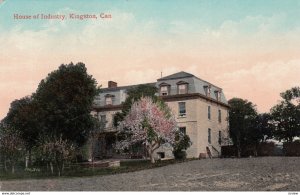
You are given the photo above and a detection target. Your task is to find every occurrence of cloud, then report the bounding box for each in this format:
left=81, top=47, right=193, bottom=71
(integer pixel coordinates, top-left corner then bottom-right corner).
left=216, top=60, right=300, bottom=112
left=1, top=11, right=300, bottom=118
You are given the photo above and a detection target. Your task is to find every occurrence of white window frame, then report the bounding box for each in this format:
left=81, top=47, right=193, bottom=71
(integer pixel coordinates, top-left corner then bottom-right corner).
left=160, top=86, right=169, bottom=96
left=178, top=84, right=187, bottom=94
left=105, top=97, right=113, bottom=105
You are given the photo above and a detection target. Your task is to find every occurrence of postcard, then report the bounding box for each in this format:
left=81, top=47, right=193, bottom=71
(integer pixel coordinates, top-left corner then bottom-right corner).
left=0, top=0, right=299, bottom=193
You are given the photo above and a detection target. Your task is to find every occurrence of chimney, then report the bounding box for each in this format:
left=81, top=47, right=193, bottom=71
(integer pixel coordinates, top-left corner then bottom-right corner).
left=108, top=81, right=117, bottom=88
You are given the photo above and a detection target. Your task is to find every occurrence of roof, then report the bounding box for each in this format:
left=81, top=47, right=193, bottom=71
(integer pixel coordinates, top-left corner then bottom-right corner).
left=158, top=71, right=195, bottom=81
left=158, top=71, right=222, bottom=90
left=101, top=82, right=156, bottom=93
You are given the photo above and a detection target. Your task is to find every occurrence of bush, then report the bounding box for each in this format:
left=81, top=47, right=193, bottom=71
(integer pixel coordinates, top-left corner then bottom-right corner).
left=283, top=142, right=300, bottom=156
left=173, top=150, right=187, bottom=160
left=172, top=134, right=192, bottom=160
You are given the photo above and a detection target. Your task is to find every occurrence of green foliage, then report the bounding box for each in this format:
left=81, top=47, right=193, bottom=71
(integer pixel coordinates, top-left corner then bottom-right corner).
left=228, top=98, right=259, bottom=156
left=254, top=113, right=274, bottom=142
left=3, top=96, right=42, bottom=150
left=173, top=150, right=187, bottom=160
left=173, top=134, right=192, bottom=152
left=33, top=62, right=99, bottom=147
left=172, top=133, right=192, bottom=160
left=271, top=86, right=300, bottom=142
left=2, top=62, right=99, bottom=174
left=280, top=86, right=300, bottom=102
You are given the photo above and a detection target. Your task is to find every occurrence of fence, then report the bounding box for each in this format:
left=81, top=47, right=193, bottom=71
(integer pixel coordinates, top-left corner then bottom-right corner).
left=221, top=142, right=300, bottom=157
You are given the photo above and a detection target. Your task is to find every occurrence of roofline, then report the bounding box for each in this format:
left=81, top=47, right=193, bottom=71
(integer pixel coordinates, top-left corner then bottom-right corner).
left=160, top=93, right=230, bottom=108
left=157, top=75, right=194, bottom=81
left=100, top=82, right=157, bottom=92
left=93, top=93, right=230, bottom=111
left=157, top=72, right=222, bottom=90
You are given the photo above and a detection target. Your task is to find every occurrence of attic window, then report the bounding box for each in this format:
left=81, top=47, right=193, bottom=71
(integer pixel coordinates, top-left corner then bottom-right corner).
left=160, top=86, right=169, bottom=96
left=177, top=81, right=188, bottom=94
left=105, top=97, right=112, bottom=105
left=215, top=90, right=222, bottom=101
left=204, top=85, right=211, bottom=97
left=159, top=83, right=170, bottom=96
left=105, top=94, right=114, bottom=105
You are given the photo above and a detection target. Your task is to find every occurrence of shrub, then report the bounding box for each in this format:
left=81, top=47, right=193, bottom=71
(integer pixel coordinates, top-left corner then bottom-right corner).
left=173, top=150, right=187, bottom=160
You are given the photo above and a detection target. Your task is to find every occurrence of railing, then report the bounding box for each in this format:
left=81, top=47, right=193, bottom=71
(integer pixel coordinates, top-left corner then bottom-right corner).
left=211, top=145, right=220, bottom=157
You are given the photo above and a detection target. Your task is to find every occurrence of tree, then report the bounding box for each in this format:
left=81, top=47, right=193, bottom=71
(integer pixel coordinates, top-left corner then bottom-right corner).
left=116, top=97, right=177, bottom=163
left=270, top=87, right=300, bottom=142
left=172, top=133, right=192, bottom=160
left=33, top=62, right=99, bottom=147
left=38, top=135, right=75, bottom=176
left=255, top=113, right=274, bottom=142
left=3, top=96, right=42, bottom=167
left=0, top=124, right=25, bottom=173
left=113, top=84, right=158, bottom=127
left=228, top=98, right=258, bottom=157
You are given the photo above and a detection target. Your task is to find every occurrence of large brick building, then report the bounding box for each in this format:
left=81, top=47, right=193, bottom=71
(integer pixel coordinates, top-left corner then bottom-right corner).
left=92, top=71, right=230, bottom=159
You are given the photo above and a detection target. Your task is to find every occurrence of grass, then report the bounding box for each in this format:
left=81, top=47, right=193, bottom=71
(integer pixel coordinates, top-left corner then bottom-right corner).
left=0, top=158, right=195, bottom=180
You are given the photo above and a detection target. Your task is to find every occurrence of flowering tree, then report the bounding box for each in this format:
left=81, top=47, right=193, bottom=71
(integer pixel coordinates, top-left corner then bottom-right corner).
left=0, top=124, right=25, bottom=173
left=38, top=135, right=75, bottom=176
left=116, top=97, right=177, bottom=163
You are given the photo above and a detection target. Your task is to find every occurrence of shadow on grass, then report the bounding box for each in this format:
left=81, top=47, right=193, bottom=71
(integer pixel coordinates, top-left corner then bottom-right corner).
left=0, top=158, right=195, bottom=180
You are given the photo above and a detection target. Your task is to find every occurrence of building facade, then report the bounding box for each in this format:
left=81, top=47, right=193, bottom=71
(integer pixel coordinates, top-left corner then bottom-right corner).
left=92, top=71, right=230, bottom=159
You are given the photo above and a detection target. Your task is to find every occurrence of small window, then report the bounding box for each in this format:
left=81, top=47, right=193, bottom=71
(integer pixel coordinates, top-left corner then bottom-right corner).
left=218, top=91, right=221, bottom=101
left=178, top=84, right=188, bottom=94
left=218, top=131, right=222, bottom=145
left=179, top=127, right=186, bottom=135
left=105, top=97, right=113, bottom=105
left=215, top=90, right=221, bottom=101
left=218, top=109, right=221, bottom=123
left=204, top=85, right=211, bottom=97
left=178, top=102, right=186, bottom=116
left=100, top=115, right=107, bottom=128
left=208, top=128, right=211, bottom=144
left=160, top=86, right=169, bottom=96
left=208, top=106, right=211, bottom=120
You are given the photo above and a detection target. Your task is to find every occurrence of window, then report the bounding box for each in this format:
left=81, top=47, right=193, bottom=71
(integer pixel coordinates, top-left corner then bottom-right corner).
left=179, top=127, right=186, bottom=135
left=218, top=109, right=221, bottom=123
left=105, top=97, right=112, bottom=105
left=100, top=115, right=107, bottom=128
left=208, top=128, right=211, bottom=144
left=204, top=85, right=211, bottom=97
left=160, top=86, right=169, bottom=96
left=215, top=90, right=222, bottom=101
left=178, top=84, right=188, bottom=94
left=178, top=102, right=186, bottom=116
left=218, top=131, right=222, bottom=145
left=208, top=106, right=211, bottom=120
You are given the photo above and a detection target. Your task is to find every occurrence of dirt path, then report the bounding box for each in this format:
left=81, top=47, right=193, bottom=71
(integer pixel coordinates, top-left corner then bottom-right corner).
left=1, top=157, right=300, bottom=191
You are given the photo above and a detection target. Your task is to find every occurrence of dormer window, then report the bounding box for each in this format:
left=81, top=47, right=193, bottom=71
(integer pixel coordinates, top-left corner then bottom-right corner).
left=105, top=97, right=112, bottom=105
left=160, top=86, right=169, bottom=96
left=159, top=83, right=170, bottom=96
left=105, top=94, right=114, bottom=105
left=204, top=85, right=211, bottom=97
left=214, top=90, right=222, bottom=101
left=177, top=81, right=188, bottom=94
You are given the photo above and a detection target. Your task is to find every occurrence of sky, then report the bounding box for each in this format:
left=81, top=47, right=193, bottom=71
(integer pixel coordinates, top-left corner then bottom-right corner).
left=0, top=0, right=300, bottom=119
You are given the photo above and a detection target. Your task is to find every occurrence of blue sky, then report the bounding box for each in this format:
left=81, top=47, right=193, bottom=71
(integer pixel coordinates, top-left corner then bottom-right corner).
left=1, top=0, right=300, bottom=32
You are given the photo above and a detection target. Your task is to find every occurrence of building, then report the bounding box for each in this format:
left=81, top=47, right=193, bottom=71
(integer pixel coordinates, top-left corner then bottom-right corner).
left=92, top=71, right=230, bottom=159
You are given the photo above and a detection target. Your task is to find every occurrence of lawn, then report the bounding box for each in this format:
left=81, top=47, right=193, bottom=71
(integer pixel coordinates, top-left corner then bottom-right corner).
left=0, top=159, right=193, bottom=180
